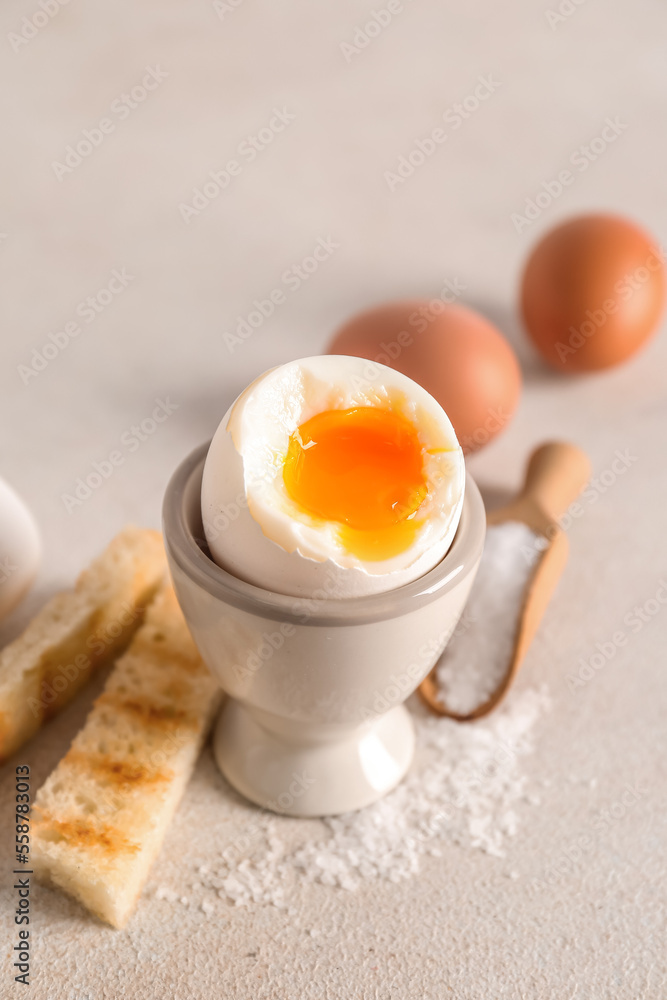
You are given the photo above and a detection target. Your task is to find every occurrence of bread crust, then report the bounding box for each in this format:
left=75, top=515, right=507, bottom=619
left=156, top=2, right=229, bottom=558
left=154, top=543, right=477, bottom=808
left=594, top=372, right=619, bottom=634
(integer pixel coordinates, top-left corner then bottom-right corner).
left=32, top=584, right=222, bottom=928
left=0, top=526, right=166, bottom=761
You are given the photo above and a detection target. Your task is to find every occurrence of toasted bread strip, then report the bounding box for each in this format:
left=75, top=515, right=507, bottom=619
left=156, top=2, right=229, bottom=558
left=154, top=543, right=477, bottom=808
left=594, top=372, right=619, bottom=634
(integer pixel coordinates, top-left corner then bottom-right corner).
left=0, top=527, right=166, bottom=762
left=32, top=584, right=222, bottom=928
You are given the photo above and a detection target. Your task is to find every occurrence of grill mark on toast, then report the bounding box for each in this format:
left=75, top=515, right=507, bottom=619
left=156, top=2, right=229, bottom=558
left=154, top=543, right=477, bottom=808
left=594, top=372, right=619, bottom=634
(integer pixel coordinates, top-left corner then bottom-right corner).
left=96, top=692, right=198, bottom=731
left=33, top=809, right=140, bottom=856
left=131, top=637, right=208, bottom=675
left=64, top=748, right=173, bottom=788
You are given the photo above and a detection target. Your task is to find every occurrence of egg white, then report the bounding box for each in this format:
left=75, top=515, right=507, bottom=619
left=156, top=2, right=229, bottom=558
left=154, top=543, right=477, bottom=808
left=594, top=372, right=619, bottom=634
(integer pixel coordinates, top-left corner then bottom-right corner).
left=0, top=477, right=40, bottom=620
left=201, top=356, right=465, bottom=599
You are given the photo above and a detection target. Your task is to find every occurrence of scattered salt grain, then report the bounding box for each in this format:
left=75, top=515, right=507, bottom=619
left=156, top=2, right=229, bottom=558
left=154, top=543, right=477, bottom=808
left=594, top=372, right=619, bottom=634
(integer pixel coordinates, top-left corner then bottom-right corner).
left=192, top=685, right=549, bottom=905
left=435, top=521, right=542, bottom=715
left=155, top=886, right=179, bottom=903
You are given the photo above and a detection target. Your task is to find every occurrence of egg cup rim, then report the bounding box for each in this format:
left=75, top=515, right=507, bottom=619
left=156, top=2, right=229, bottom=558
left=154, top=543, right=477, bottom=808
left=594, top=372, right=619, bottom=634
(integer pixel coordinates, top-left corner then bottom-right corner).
left=163, top=442, right=486, bottom=626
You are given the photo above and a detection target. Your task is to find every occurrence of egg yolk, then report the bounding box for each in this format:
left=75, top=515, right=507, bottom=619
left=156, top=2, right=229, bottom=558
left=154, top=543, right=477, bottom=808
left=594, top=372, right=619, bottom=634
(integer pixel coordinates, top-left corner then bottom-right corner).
left=283, top=407, right=428, bottom=560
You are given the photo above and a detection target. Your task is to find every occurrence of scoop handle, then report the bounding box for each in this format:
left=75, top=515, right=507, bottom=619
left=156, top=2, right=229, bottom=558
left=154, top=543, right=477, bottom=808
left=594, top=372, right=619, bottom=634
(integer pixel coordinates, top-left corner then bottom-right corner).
left=521, top=441, right=591, bottom=522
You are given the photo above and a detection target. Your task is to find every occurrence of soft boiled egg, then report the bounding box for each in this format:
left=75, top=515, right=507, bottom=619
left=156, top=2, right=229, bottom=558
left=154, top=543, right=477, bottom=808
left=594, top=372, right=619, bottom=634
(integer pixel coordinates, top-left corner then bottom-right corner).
left=0, top=476, right=40, bottom=620
left=201, top=355, right=465, bottom=599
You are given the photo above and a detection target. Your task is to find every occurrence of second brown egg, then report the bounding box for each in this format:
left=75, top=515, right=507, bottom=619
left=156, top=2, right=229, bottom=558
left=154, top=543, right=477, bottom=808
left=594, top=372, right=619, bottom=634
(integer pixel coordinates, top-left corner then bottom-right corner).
left=328, top=301, right=522, bottom=454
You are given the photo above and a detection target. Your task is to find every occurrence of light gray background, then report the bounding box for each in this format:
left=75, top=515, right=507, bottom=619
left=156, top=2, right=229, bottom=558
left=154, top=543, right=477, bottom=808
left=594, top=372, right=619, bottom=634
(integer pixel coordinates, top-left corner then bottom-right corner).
left=1, top=1, right=666, bottom=997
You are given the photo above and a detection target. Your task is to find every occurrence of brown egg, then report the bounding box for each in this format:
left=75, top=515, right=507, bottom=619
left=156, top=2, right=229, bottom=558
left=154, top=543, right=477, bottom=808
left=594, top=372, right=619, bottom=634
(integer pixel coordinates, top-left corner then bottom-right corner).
left=521, top=214, right=666, bottom=373
left=328, top=301, right=522, bottom=454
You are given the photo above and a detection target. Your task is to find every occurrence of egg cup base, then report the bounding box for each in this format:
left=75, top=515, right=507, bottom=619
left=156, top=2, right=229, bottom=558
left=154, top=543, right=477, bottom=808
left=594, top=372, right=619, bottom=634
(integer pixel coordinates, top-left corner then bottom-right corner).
left=213, top=698, right=415, bottom=817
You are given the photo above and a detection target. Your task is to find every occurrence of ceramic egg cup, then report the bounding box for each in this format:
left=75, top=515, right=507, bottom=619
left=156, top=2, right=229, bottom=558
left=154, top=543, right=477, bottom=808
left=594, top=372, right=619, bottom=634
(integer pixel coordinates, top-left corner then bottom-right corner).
left=163, top=444, right=486, bottom=817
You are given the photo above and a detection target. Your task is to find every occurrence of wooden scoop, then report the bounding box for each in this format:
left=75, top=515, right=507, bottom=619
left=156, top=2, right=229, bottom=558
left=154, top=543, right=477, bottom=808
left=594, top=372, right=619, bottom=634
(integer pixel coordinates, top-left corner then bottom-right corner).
left=419, top=441, right=591, bottom=721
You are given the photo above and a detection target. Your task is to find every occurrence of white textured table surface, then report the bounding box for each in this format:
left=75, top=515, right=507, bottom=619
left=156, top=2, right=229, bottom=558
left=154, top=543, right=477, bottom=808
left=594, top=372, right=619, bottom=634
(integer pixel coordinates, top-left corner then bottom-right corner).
left=1, top=2, right=666, bottom=998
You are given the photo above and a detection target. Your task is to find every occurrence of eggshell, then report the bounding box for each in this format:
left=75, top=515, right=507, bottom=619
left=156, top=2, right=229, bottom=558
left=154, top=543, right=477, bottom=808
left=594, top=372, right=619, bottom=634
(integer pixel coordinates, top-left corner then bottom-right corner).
left=521, top=214, right=666, bottom=372
left=328, top=302, right=521, bottom=454
left=0, top=477, right=40, bottom=620
left=201, top=356, right=465, bottom=600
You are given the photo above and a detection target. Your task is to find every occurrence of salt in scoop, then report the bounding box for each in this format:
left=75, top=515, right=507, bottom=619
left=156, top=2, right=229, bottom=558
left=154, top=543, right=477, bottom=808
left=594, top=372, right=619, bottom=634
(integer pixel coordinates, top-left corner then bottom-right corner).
left=419, top=441, right=591, bottom=721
